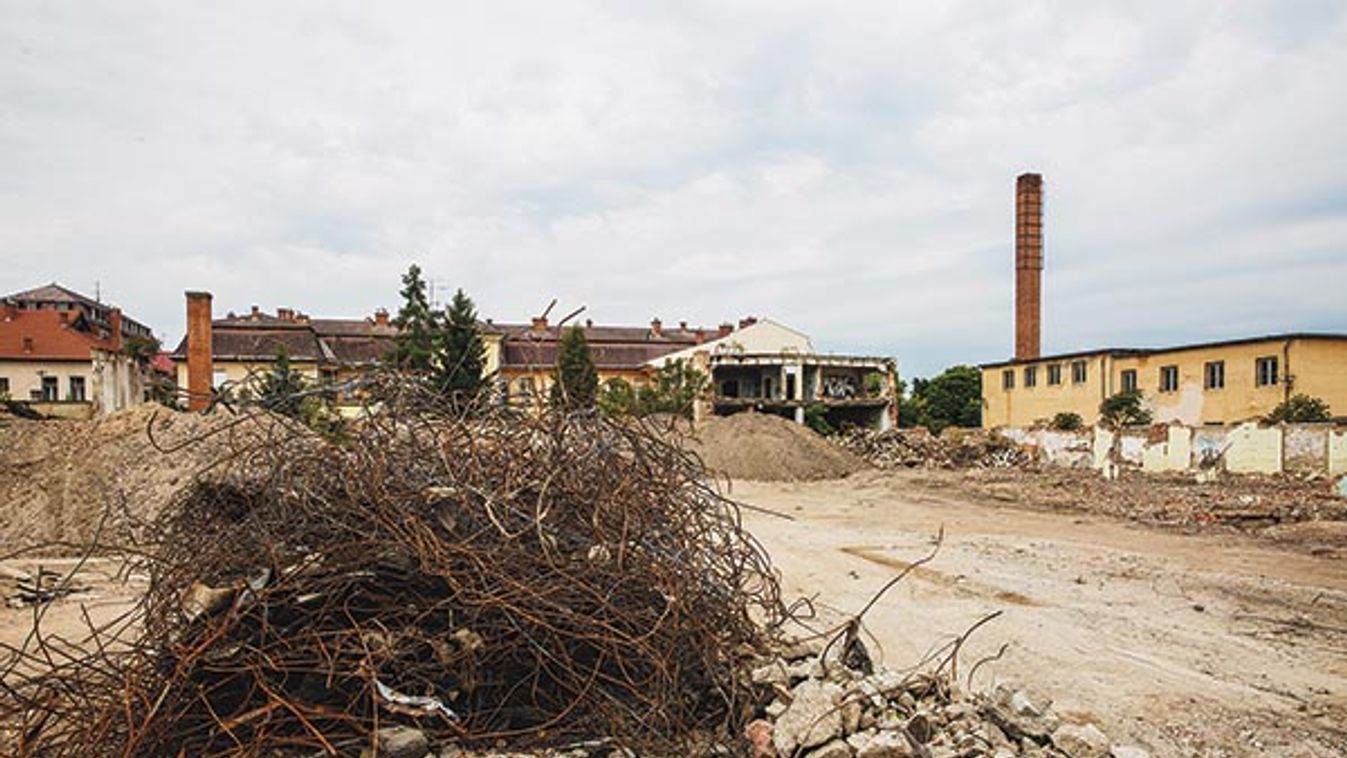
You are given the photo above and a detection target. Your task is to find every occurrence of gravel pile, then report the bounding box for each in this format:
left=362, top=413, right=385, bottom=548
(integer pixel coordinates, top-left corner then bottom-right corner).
left=688, top=412, right=869, bottom=482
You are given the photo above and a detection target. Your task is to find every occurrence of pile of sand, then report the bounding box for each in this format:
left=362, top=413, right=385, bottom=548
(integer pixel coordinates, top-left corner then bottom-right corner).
left=687, top=411, right=869, bottom=482
left=0, top=403, right=238, bottom=554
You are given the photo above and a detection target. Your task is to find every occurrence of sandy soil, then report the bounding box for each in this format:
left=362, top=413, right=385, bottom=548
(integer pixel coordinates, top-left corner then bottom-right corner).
left=735, top=469, right=1347, bottom=758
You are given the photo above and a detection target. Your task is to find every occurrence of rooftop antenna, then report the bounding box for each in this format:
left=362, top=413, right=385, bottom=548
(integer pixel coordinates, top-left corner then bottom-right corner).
left=95, top=280, right=101, bottom=303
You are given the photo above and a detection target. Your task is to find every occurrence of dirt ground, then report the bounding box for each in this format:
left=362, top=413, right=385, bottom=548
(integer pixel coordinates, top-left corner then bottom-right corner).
left=735, top=469, right=1347, bottom=757
left=3, top=459, right=1345, bottom=757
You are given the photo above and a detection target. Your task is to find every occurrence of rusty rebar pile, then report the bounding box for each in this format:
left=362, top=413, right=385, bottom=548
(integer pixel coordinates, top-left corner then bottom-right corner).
left=0, top=375, right=782, bottom=757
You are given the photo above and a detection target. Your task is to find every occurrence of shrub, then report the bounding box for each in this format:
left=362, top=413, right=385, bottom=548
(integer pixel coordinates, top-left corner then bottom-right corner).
left=1098, top=390, right=1152, bottom=428
left=803, top=403, right=835, bottom=436
left=1050, top=412, right=1083, bottom=431
left=1266, top=394, right=1332, bottom=423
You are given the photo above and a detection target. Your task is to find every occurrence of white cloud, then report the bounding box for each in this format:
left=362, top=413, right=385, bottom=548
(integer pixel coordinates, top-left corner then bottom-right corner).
left=1, top=1, right=1344, bottom=377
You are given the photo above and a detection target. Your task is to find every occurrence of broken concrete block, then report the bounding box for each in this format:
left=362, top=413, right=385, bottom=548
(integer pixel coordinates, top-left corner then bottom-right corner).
left=805, top=739, right=853, bottom=758
left=773, top=679, right=847, bottom=755
left=1051, top=723, right=1110, bottom=758
left=851, top=729, right=912, bottom=758
left=360, top=726, right=429, bottom=758
left=1110, top=745, right=1152, bottom=758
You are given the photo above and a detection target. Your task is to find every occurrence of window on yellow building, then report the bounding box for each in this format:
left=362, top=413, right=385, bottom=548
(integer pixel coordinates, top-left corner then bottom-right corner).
left=1024, top=366, right=1037, bottom=388
left=1047, top=364, right=1062, bottom=385
left=1204, top=360, right=1225, bottom=390
left=1255, top=356, right=1278, bottom=387
left=1120, top=369, right=1137, bottom=392
left=1159, top=365, right=1179, bottom=393
left=1071, top=360, right=1087, bottom=384
left=1002, top=369, right=1015, bottom=390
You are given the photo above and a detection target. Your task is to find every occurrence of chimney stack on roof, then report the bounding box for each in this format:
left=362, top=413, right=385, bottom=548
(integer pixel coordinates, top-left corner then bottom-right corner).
left=373, top=308, right=390, bottom=327
left=1014, top=172, right=1044, bottom=361
left=737, top=316, right=758, bottom=330
left=695, top=328, right=707, bottom=344
left=250, top=305, right=261, bottom=320
left=276, top=307, right=294, bottom=322
left=185, top=291, right=214, bottom=412
left=650, top=318, right=662, bottom=337
left=717, top=322, right=734, bottom=339
left=108, top=308, right=123, bottom=350
left=532, top=316, right=548, bottom=331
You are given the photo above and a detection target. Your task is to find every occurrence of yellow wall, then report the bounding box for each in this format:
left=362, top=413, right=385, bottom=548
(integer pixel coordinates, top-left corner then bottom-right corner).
left=0, top=360, right=93, bottom=401
left=981, top=354, right=1109, bottom=428
left=174, top=360, right=321, bottom=392
left=983, top=337, right=1347, bottom=428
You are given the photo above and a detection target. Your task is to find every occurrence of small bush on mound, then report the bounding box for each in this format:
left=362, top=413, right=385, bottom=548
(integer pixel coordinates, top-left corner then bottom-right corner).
left=1, top=374, right=781, bottom=757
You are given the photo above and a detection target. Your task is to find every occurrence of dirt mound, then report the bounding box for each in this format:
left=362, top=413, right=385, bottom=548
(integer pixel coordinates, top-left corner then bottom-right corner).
left=688, top=411, right=868, bottom=482
left=0, top=403, right=239, bottom=555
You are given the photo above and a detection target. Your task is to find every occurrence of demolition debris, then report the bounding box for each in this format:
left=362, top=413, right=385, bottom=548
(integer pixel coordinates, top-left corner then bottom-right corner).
left=0, top=375, right=784, bottom=757
left=838, top=428, right=1033, bottom=470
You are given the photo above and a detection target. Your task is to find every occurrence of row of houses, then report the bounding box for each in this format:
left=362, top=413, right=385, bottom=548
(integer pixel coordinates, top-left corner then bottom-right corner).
left=170, top=292, right=898, bottom=429
left=1, top=284, right=897, bottom=429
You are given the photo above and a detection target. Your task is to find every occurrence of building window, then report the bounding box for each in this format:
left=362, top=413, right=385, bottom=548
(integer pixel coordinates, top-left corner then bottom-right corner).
left=0, top=377, right=8, bottom=397
left=1024, top=366, right=1037, bottom=388
left=1159, top=365, right=1179, bottom=393
left=41, top=376, right=58, bottom=402
left=22, top=337, right=33, bottom=353
left=1255, top=356, right=1279, bottom=387
left=1002, top=369, right=1015, bottom=390
left=1120, top=369, right=1137, bottom=393
left=1204, top=360, right=1225, bottom=390
left=68, top=376, right=86, bottom=402
left=1071, top=360, right=1087, bottom=384
left=1047, top=364, right=1062, bottom=386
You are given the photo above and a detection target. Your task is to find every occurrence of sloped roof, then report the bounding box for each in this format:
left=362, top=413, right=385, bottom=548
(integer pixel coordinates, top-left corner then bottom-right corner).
left=4, top=283, right=103, bottom=307
left=0, top=309, right=119, bottom=361
left=502, top=341, right=687, bottom=370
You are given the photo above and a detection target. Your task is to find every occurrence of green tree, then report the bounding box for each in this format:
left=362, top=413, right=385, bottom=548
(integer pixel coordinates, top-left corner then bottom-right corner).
left=254, top=347, right=308, bottom=417
left=636, top=359, right=709, bottom=419
left=1098, top=390, right=1152, bottom=428
left=550, top=326, right=598, bottom=410
left=803, top=403, right=835, bottom=436
left=435, top=288, right=489, bottom=408
left=1266, top=394, right=1332, bottom=423
left=597, top=377, right=637, bottom=416
left=907, top=365, right=981, bottom=433
left=388, top=264, right=439, bottom=372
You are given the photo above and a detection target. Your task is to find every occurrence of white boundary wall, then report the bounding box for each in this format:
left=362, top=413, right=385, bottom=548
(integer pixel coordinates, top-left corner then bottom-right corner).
left=1001, top=422, right=1347, bottom=477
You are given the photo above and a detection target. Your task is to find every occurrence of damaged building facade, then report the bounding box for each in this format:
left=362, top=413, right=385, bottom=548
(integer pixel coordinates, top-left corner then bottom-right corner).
left=651, top=318, right=898, bottom=430
left=0, top=283, right=158, bottom=417
left=980, top=174, right=1347, bottom=428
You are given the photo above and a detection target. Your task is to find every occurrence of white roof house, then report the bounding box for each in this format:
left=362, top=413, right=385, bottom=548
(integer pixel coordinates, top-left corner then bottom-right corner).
left=646, top=317, right=813, bottom=368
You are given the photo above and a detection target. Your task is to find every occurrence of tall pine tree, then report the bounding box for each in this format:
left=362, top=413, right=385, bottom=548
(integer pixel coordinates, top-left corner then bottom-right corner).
left=550, top=326, right=598, bottom=410
left=436, top=288, right=489, bottom=407
left=388, top=264, right=439, bottom=372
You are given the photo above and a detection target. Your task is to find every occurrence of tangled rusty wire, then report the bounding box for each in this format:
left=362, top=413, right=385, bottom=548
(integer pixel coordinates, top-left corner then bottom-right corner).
left=0, top=374, right=783, bottom=757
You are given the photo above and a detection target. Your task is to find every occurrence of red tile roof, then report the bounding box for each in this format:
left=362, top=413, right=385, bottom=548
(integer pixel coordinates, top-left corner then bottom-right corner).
left=0, top=308, right=120, bottom=361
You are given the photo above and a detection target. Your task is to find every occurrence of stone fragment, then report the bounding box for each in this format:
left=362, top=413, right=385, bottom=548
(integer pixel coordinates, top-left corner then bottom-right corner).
left=1051, top=723, right=1110, bottom=758
left=773, top=680, right=847, bottom=755
left=753, top=659, right=791, bottom=686
left=744, top=718, right=777, bottom=758
left=851, top=729, right=912, bottom=758
left=360, top=726, right=429, bottom=758
left=905, top=713, right=932, bottom=744
left=1110, top=745, right=1152, bottom=758
left=805, top=739, right=853, bottom=758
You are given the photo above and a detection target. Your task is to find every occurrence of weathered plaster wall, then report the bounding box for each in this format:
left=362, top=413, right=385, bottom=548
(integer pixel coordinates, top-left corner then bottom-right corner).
left=1224, top=423, right=1282, bottom=474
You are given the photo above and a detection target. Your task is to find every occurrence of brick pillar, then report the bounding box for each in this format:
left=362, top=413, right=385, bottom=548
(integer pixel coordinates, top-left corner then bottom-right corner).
left=108, top=308, right=124, bottom=351
left=1014, top=173, right=1043, bottom=361
left=185, top=291, right=213, bottom=411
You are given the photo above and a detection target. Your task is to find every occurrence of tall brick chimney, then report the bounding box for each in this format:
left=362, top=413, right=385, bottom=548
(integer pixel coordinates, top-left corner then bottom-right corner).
left=185, top=291, right=213, bottom=412
left=108, top=308, right=124, bottom=351
left=1014, top=173, right=1043, bottom=361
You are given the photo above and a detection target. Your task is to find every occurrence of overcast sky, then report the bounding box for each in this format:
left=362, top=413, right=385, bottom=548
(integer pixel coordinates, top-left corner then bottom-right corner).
left=2, top=2, right=1344, bottom=378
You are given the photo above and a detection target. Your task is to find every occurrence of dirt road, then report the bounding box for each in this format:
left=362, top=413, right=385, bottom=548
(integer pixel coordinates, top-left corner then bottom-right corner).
left=737, top=470, right=1347, bottom=758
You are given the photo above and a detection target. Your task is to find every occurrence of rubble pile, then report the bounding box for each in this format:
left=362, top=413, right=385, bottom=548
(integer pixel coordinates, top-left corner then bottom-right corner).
left=741, top=641, right=1141, bottom=758
left=0, top=375, right=782, bottom=757
left=838, top=428, right=1032, bottom=471
left=690, top=412, right=870, bottom=482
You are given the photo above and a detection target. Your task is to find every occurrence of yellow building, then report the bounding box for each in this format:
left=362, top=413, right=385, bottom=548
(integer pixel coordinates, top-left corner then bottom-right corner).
left=171, top=304, right=504, bottom=406
left=981, top=333, right=1347, bottom=428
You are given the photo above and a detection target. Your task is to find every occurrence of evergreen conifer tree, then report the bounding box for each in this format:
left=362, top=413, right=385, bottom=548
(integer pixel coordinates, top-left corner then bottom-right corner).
left=436, top=288, right=489, bottom=407
left=388, top=264, right=439, bottom=372
left=550, top=326, right=598, bottom=410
